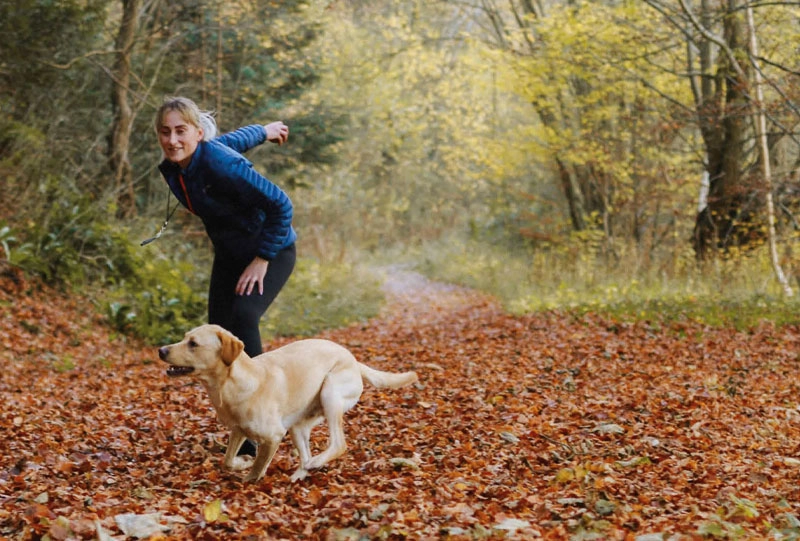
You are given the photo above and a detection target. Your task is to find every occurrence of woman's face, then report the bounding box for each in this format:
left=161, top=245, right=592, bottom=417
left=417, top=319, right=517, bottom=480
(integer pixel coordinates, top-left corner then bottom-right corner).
left=158, top=110, right=204, bottom=168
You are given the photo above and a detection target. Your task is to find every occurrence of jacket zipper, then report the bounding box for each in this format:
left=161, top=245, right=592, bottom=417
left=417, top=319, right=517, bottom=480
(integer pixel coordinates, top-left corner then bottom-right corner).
left=178, top=173, right=196, bottom=214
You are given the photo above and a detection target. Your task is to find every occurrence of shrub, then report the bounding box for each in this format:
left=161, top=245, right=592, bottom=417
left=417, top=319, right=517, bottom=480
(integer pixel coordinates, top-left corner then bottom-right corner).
left=263, top=257, right=385, bottom=338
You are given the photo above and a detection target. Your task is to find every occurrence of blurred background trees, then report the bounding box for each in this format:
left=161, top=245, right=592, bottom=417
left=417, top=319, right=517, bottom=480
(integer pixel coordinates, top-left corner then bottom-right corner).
left=2, top=0, right=800, bottom=337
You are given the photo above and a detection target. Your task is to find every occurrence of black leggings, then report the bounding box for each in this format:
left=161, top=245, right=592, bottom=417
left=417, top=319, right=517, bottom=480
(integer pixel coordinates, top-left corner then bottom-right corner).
left=207, top=244, right=296, bottom=357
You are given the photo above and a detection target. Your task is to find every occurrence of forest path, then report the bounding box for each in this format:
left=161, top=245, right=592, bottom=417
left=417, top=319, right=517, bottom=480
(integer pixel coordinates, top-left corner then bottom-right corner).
left=378, top=265, right=501, bottom=323
left=2, top=269, right=799, bottom=539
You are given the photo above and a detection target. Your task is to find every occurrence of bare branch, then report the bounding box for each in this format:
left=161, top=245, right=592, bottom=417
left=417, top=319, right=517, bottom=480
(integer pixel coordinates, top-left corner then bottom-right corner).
left=37, top=50, right=120, bottom=70
left=676, top=0, right=748, bottom=81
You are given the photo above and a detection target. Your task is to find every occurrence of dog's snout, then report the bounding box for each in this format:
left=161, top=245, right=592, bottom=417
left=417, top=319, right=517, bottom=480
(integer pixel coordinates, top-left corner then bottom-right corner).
left=158, top=346, right=169, bottom=361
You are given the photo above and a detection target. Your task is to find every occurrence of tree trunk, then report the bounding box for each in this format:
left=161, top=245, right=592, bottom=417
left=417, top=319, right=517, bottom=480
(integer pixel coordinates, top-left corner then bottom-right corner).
left=216, top=14, right=224, bottom=124
left=689, top=0, right=753, bottom=259
left=556, top=158, right=587, bottom=231
left=745, top=3, right=792, bottom=296
left=108, top=0, right=141, bottom=218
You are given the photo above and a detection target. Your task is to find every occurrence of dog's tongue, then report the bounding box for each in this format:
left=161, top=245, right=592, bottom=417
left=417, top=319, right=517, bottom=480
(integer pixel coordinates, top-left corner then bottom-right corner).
left=166, top=366, right=194, bottom=377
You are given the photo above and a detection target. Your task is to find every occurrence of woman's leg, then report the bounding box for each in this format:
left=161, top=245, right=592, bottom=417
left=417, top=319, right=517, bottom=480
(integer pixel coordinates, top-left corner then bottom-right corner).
left=228, top=244, right=296, bottom=357
left=208, top=253, right=238, bottom=331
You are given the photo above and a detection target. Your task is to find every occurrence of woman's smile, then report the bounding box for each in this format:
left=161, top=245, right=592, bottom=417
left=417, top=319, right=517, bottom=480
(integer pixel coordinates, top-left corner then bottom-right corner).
left=159, top=110, right=204, bottom=168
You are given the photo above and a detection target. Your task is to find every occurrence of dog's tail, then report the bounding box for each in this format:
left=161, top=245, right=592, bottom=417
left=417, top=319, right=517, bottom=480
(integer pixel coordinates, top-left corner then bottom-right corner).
left=358, top=362, right=418, bottom=389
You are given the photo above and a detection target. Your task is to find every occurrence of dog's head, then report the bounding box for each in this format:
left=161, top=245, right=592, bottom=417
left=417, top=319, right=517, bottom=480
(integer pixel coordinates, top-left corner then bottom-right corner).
left=158, top=324, right=244, bottom=377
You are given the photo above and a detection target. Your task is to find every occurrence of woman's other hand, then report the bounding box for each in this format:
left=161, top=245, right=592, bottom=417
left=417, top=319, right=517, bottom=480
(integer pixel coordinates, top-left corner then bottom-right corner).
left=265, top=121, right=289, bottom=145
left=236, top=257, right=269, bottom=296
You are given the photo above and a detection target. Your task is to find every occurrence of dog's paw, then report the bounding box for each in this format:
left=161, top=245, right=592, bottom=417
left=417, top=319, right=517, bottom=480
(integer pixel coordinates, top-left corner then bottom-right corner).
left=305, top=456, right=327, bottom=471
left=290, top=468, right=309, bottom=482
left=244, top=470, right=265, bottom=483
left=228, top=456, right=254, bottom=472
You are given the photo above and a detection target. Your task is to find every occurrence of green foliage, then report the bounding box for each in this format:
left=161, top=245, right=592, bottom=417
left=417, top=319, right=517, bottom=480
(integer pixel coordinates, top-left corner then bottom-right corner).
left=772, top=513, right=800, bottom=540
left=1, top=186, right=136, bottom=287
left=102, top=252, right=385, bottom=344
left=105, top=253, right=385, bottom=345
left=308, top=0, right=501, bottom=249
left=263, top=257, right=384, bottom=338
left=0, top=224, right=17, bottom=260
left=412, top=233, right=800, bottom=330
left=0, top=206, right=207, bottom=343
left=52, top=355, right=77, bottom=374
left=32, top=213, right=132, bottom=286
left=0, top=0, right=106, bottom=106
left=696, top=517, right=746, bottom=539
left=1, top=181, right=383, bottom=345
left=696, top=495, right=762, bottom=538
left=104, top=257, right=208, bottom=346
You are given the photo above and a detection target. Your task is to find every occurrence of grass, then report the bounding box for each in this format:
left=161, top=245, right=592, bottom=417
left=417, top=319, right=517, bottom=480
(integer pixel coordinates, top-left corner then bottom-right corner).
left=406, top=234, right=800, bottom=330
left=86, top=220, right=388, bottom=344
left=15, top=207, right=799, bottom=342
left=262, top=257, right=385, bottom=337
left=108, top=253, right=387, bottom=344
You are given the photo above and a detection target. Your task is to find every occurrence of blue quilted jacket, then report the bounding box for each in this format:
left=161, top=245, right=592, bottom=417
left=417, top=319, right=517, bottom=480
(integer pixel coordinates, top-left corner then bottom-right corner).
left=158, top=125, right=297, bottom=263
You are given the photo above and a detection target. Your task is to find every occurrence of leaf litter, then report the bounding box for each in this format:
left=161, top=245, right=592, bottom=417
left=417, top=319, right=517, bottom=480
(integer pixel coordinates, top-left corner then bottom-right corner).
left=1, top=269, right=799, bottom=539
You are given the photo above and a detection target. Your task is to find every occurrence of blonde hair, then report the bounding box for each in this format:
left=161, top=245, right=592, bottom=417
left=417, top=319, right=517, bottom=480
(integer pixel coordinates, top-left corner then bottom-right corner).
left=154, top=96, right=217, bottom=141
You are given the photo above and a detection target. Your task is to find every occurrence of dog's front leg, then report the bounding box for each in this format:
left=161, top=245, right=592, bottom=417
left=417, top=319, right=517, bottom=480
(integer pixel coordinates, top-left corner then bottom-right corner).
left=223, top=429, right=253, bottom=472
left=244, top=439, right=280, bottom=482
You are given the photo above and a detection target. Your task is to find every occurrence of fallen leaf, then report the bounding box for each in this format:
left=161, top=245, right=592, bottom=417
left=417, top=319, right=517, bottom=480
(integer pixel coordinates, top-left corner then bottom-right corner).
left=494, top=518, right=531, bottom=532
left=390, top=456, right=420, bottom=470
left=616, top=456, right=652, bottom=468
left=499, top=431, right=520, bottom=444
left=115, top=513, right=169, bottom=538
left=203, top=499, right=226, bottom=523
left=592, top=423, right=625, bottom=434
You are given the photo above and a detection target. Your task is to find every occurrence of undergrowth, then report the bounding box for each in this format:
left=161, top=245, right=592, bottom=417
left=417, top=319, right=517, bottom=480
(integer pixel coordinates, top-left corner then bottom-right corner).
left=2, top=216, right=385, bottom=345
left=6, top=205, right=800, bottom=345
left=262, top=257, right=384, bottom=337
left=103, top=231, right=386, bottom=344
left=409, top=233, right=800, bottom=330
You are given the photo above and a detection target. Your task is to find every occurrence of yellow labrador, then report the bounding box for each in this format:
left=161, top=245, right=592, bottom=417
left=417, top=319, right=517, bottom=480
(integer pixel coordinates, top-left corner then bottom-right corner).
left=158, top=324, right=418, bottom=482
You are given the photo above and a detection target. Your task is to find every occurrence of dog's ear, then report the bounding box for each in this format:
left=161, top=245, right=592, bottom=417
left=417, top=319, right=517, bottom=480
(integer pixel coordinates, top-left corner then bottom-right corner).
left=217, top=330, right=244, bottom=366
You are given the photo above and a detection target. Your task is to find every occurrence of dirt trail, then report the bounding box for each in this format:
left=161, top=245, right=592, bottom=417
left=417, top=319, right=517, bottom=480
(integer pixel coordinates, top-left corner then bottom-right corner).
left=378, top=267, right=501, bottom=323
left=2, top=270, right=800, bottom=539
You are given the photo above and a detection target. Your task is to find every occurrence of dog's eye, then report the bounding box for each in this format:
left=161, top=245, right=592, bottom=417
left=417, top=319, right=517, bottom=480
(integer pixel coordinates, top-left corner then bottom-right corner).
left=188, top=339, right=198, bottom=348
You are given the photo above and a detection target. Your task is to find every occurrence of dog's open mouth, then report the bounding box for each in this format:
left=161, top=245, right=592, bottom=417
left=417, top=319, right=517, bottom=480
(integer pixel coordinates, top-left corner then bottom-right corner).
left=166, top=366, right=195, bottom=377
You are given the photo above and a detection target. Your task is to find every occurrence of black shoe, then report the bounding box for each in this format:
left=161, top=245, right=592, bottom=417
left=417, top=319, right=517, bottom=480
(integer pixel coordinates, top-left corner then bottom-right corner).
left=237, top=439, right=257, bottom=457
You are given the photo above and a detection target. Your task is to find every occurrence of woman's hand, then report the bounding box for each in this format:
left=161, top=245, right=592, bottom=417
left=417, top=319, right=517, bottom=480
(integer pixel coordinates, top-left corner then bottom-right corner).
left=265, top=121, right=289, bottom=145
left=236, top=257, right=269, bottom=296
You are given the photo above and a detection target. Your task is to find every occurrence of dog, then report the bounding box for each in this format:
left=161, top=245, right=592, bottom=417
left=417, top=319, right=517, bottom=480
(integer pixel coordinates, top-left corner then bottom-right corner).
left=158, top=324, right=418, bottom=482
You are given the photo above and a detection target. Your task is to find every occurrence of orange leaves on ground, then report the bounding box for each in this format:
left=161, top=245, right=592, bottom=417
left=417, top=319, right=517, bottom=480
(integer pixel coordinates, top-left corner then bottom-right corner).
left=1, top=271, right=799, bottom=539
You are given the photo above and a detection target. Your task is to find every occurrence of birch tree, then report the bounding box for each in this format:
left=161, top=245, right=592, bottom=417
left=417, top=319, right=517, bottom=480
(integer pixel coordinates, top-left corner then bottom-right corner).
left=645, top=0, right=800, bottom=266
left=745, top=3, right=792, bottom=296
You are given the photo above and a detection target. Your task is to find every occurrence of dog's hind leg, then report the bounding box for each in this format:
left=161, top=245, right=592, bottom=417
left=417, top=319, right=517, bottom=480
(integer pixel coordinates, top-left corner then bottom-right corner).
left=289, top=416, right=325, bottom=481
left=244, top=438, right=281, bottom=482
left=305, top=372, right=362, bottom=472
left=289, top=421, right=313, bottom=481
left=223, top=428, right=253, bottom=472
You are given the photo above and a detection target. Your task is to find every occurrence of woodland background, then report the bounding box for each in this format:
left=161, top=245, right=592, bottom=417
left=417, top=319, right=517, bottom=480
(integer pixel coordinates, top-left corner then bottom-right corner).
left=2, top=0, right=800, bottom=341
left=3, top=1, right=800, bottom=539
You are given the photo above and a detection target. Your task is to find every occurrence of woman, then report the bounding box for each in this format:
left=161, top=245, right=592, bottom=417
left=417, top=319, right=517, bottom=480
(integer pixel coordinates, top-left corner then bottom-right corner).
left=154, top=96, right=296, bottom=361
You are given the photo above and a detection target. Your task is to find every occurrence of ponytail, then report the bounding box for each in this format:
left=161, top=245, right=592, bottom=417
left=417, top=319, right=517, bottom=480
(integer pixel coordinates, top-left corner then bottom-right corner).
left=199, top=112, right=217, bottom=140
